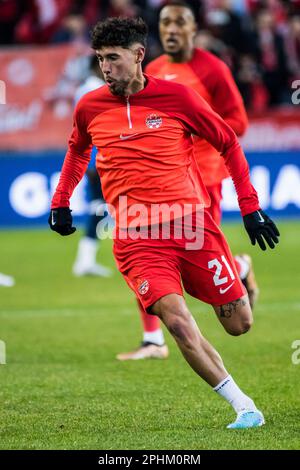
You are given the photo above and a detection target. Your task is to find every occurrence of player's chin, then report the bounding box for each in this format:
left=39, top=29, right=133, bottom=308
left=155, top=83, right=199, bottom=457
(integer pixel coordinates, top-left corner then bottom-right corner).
left=110, top=86, right=124, bottom=96
left=110, top=81, right=128, bottom=96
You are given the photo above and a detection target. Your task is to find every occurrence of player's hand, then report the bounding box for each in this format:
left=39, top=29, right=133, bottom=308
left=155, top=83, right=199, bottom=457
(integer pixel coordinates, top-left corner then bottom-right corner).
left=48, top=208, right=76, bottom=236
left=243, top=209, right=280, bottom=251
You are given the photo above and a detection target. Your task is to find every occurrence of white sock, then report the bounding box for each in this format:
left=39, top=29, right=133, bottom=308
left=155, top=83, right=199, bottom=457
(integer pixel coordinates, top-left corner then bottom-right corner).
left=213, top=375, right=257, bottom=413
left=0, top=272, right=15, bottom=287
left=74, top=237, right=98, bottom=268
left=234, top=255, right=250, bottom=280
left=143, top=329, right=165, bottom=346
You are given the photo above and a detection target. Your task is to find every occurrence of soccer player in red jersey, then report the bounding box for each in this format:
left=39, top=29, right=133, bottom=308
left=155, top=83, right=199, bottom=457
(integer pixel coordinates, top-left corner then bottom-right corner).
left=49, top=17, right=279, bottom=428
left=117, top=0, right=259, bottom=361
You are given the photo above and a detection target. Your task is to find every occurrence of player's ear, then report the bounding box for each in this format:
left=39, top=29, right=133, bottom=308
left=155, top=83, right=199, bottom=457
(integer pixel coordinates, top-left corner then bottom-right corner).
left=136, top=47, right=145, bottom=64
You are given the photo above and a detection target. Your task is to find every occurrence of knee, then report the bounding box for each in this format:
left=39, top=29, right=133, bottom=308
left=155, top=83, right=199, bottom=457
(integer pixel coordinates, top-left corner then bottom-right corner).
left=167, top=314, right=192, bottom=346
left=152, top=298, right=193, bottom=344
left=161, top=303, right=191, bottom=336
left=226, top=317, right=253, bottom=336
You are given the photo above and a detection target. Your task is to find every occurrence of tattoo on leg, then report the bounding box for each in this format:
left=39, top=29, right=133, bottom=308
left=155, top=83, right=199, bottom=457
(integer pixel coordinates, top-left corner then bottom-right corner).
left=219, top=298, right=247, bottom=319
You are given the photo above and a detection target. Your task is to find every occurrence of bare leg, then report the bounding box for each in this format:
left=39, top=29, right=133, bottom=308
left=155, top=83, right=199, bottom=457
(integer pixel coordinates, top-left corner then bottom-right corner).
left=151, top=293, right=228, bottom=387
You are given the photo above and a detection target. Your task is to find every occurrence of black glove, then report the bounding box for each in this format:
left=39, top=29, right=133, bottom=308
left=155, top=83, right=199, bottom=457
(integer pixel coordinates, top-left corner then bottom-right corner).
left=243, top=209, right=280, bottom=251
left=48, top=208, right=76, bottom=236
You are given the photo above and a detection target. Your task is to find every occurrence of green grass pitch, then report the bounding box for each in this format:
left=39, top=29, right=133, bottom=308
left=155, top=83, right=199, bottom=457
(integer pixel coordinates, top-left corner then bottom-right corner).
left=0, top=221, right=299, bottom=450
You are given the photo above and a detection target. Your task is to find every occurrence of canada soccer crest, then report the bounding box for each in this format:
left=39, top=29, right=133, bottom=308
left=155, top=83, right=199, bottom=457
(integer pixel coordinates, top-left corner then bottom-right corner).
left=145, top=114, right=162, bottom=129
left=138, top=279, right=149, bottom=295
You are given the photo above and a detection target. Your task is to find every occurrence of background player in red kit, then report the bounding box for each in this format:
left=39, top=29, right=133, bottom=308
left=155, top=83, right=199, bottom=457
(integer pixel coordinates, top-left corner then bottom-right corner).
left=49, top=17, right=279, bottom=429
left=117, top=0, right=259, bottom=361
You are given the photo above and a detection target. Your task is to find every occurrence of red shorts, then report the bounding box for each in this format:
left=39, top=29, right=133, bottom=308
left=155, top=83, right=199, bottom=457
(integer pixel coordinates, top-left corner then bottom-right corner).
left=206, top=182, right=223, bottom=226
left=113, top=211, right=245, bottom=311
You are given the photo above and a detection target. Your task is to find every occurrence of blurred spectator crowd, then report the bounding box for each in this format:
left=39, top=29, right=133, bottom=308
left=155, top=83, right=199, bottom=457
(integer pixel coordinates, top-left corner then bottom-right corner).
left=1, top=0, right=300, bottom=111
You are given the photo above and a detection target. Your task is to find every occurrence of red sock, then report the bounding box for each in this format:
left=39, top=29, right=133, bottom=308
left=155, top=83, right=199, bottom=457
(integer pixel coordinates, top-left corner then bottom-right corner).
left=137, top=298, right=160, bottom=332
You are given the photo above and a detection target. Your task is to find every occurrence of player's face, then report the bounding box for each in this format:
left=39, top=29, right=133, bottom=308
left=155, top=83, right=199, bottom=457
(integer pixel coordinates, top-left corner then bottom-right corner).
left=159, top=6, right=196, bottom=58
left=96, top=45, right=144, bottom=96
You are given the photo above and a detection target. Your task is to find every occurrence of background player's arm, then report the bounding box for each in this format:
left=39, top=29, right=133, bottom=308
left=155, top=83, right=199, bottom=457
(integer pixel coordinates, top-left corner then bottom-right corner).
left=209, top=61, right=248, bottom=136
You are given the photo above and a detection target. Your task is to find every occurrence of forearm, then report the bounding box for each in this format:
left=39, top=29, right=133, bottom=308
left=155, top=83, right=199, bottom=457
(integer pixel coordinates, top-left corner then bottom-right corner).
left=223, top=142, right=259, bottom=216
left=51, top=150, right=90, bottom=208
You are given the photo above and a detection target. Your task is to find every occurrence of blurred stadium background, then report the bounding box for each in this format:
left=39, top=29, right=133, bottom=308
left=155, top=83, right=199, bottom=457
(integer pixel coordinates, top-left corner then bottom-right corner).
left=0, top=0, right=300, bottom=450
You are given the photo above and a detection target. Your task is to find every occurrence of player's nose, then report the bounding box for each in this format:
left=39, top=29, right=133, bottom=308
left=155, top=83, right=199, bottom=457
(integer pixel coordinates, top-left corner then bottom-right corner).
left=101, top=60, right=112, bottom=74
left=165, top=22, right=180, bottom=35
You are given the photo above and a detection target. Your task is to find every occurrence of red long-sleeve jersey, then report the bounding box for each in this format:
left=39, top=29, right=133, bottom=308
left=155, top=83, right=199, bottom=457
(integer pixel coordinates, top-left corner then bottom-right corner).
left=51, top=75, right=259, bottom=227
left=146, top=48, right=248, bottom=186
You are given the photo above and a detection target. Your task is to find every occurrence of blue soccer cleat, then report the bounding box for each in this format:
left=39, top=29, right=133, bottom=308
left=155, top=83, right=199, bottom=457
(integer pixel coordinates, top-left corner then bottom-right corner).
left=227, top=410, right=265, bottom=429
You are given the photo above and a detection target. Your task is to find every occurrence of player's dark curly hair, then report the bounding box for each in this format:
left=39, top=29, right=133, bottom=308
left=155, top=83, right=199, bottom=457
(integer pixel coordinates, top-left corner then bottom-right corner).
left=91, top=17, right=148, bottom=50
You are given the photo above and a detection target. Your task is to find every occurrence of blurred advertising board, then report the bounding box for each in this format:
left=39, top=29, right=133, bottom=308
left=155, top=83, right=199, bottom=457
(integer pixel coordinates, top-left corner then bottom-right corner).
left=0, top=152, right=87, bottom=227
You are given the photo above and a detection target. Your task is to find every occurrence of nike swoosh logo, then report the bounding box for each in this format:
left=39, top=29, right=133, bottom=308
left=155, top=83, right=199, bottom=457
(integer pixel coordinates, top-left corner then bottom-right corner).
left=164, top=74, right=177, bottom=80
left=219, top=281, right=235, bottom=294
left=51, top=212, right=55, bottom=226
left=257, top=211, right=265, bottom=223
left=120, top=133, right=139, bottom=140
